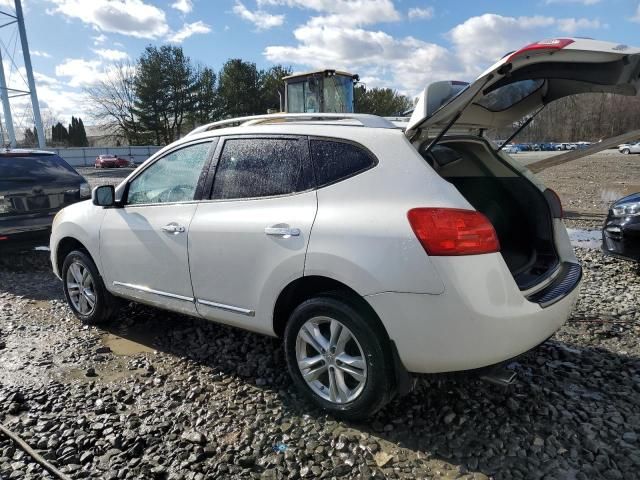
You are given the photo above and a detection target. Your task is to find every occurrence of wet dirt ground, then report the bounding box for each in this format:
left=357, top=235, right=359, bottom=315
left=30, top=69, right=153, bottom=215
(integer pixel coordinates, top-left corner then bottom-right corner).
left=1, top=152, right=639, bottom=479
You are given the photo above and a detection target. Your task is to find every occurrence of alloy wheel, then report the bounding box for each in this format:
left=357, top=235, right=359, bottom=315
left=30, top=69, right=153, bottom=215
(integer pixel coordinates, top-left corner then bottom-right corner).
left=66, top=261, right=96, bottom=316
left=295, top=316, right=367, bottom=404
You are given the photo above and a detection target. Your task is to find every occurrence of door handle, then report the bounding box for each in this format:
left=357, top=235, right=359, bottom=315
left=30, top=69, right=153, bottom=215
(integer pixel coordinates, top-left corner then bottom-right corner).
left=264, top=226, right=301, bottom=237
left=161, top=224, right=186, bottom=234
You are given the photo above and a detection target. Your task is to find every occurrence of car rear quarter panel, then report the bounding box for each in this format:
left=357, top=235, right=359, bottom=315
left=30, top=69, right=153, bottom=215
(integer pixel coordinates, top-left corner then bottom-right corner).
left=304, top=131, right=470, bottom=295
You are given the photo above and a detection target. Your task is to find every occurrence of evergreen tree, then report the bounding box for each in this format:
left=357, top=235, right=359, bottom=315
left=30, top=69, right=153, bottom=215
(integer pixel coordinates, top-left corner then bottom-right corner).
left=259, top=65, right=292, bottom=113
left=354, top=86, right=414, bottom=116
left=191, top=66, right=221, bottom=126
left=133, top=45, right=196, bottom=144
left=51, top=122, right=69, bottom=145
left=67, top=117, right=89, bottom=147
left=218, top=59, right=262, bottom=117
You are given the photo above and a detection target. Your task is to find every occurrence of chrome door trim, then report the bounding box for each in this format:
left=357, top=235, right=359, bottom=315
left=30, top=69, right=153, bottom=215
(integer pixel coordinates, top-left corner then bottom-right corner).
left=112, top=281, right=194, bottom=302
left=196, top=298, right=255, bottom=317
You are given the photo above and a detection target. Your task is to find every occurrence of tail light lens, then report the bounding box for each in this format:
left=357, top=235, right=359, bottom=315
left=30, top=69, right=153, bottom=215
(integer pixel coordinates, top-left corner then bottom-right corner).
left=507, top=38, right=574, bottom=62
left=544, top=188, right=563, bottom=218
left=407, top=208, right=500, bottom=256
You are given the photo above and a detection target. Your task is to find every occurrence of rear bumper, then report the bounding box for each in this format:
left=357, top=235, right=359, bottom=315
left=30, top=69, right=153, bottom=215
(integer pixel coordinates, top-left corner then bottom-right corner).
left=365, top=253, right=581, bottom=374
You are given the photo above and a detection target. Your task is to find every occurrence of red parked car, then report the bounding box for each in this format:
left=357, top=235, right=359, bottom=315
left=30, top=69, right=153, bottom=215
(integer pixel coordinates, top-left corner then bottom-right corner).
left=94, top=154, right=131, bottom=168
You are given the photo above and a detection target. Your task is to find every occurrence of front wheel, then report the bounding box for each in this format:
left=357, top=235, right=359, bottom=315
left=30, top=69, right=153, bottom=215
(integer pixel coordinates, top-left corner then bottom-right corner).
left=62, top=250, right=119, bottom=325
left=622, top=148, right=630, bottom=155
left=284, top=294, right=394, bottom=420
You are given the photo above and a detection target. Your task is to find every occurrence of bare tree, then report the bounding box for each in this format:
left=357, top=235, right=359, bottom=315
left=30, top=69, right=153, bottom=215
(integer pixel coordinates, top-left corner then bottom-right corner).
left=85, top=61, right=141, bottom=145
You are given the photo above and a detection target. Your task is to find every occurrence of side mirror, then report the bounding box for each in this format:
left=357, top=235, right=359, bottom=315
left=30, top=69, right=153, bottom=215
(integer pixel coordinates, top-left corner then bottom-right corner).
left=92, top=185, right=115, bottom=207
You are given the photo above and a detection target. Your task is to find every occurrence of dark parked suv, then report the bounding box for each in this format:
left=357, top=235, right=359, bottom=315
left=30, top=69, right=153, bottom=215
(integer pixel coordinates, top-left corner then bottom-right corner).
left=0, top=150, right=90, bottom=249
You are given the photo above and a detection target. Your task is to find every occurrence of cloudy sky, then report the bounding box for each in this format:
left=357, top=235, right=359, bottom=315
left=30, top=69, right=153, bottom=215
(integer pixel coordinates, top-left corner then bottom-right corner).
left=0, top=0, right=639, bottom=127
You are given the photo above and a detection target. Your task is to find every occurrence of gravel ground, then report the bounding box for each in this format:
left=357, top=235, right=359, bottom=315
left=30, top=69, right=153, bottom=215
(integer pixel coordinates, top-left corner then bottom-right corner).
left=1, top=154, right=639, bottom=479
left=515, top=150, right=640, bottom=229
left=1, top=246, right=639, bottom=479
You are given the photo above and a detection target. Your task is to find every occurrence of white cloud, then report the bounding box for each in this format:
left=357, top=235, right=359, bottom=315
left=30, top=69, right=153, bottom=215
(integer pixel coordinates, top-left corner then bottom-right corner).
left=55, top=58, right=103, bottom=87
left=92, top=34, right=108, bottom=45
left=47, top=0, right=169, bottom=39
left=171, top=0, right=193, bottom=14
left=31, top=50, right=52, bottom=58
left=631, top=4, right=640, bottom=23
left=265, top=25, right=462, bottom=94
left=93, top=48, right=129, bottom=61
left=408, top=7, right=434, bottom=21
left=233, top=1, right=284, bottom=30
left=556, top=17, right=601, bottom=33
left=264, top=12, right=606, bottom=96
left=167, top=20, right=211, bottom=42
left=545, top=0, right=600, bottom=4
left=449, top=14, right=556, bottom=69
left=258, top=0, right=400, bottom=27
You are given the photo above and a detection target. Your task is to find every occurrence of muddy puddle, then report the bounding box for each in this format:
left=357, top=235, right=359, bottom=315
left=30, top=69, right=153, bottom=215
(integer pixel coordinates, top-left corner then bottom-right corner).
left=102, top=333, right=156, bottom=355
left=567, top=228, right=601, bottom=249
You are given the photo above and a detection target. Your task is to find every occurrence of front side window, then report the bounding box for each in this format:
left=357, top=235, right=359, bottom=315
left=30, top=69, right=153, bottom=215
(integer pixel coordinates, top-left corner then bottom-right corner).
left=127, top=142, right=211, bottom=205
left=212, top=138, right=311, bottom=200
left=310, top=139, right=376, bottom=187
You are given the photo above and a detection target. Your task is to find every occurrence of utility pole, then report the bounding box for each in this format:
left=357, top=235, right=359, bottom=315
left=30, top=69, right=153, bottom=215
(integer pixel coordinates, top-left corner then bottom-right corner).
left=15, top=0, right=44, bottom=148
left=0, top=47, right=16, bottom=147
left=0, top=0, right=45, bottom=148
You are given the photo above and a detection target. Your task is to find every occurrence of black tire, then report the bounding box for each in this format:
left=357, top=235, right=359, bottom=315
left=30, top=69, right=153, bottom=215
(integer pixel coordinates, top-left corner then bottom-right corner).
left=61, top=250, right=119, bottom=325
left=622, top=148, right=630, bottom=155
left=284, top=293, right=394, bottom=420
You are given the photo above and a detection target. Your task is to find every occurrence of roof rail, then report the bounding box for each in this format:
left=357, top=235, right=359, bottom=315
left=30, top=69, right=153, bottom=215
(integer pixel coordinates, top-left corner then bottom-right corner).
left=186, top=113, right=397, bottom=136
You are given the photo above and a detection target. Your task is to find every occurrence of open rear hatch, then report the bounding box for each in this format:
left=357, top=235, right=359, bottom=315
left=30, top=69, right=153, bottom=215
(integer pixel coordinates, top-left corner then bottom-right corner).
left=407, top=38, right=640, bottom=290
left=406, top=38, right=640, bottom=144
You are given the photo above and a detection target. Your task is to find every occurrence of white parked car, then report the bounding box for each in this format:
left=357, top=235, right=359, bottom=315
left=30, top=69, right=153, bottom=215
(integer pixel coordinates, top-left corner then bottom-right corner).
left=501, top=144, right=520, bottom=154
left=51, top=37, right=640, bottom=418
left=618, top=142, right=640, bottom=154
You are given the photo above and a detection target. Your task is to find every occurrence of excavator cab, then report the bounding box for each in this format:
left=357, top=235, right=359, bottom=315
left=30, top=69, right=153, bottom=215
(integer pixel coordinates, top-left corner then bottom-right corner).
left=283, top=70, right=359, bottom=113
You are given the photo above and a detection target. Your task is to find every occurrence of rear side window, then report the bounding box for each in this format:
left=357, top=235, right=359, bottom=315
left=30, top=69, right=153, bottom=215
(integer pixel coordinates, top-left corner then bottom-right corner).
left=0, top=155, right=78, bottom=181
left=310, top=140, right=376, bottom=187
left=212, top=138, right=311, bottom=200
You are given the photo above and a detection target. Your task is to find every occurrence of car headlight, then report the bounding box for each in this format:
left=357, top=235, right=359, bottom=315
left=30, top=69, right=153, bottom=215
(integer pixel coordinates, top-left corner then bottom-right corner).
left=612, top=201, right=640, bottom=217
left=79, top=182, right=91, bottom=199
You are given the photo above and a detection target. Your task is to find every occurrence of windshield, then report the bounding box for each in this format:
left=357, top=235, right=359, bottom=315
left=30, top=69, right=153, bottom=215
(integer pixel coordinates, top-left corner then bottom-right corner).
left=287, top=80, right=321, bottom=113
left=323, top=75, right=354, bottom=113
left=287, top=74, right=354, bottom=113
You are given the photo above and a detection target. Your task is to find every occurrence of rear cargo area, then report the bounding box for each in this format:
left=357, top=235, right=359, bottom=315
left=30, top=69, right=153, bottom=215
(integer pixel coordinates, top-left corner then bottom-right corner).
left=420, top=138, right=559, bottom=290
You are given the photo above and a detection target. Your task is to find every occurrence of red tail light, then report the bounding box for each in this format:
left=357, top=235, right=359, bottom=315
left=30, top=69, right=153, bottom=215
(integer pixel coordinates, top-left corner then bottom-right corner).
left=507, top=38, right=574, bottom=62
left=407, top=208, right=500, bottom=256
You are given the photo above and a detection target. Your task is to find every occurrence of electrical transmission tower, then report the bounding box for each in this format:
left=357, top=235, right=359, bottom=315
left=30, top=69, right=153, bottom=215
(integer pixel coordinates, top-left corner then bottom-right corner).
left=0, top=0, right=45, bottom=148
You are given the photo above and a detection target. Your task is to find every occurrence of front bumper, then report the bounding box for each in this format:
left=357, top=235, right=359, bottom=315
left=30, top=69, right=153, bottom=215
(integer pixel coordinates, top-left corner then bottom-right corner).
left=602, top=217, right=640, bottom=262
left=365, top=253, right=581, bottom=374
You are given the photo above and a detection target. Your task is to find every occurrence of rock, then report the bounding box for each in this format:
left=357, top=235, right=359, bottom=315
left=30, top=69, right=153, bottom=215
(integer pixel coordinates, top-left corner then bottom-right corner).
left=85, top=367, right=97, bottom=377
left=443, top=413, right=456, bottom=425
left=374, top=451, right=393, bottom=468
left=181, top=430, right=207, bottom=445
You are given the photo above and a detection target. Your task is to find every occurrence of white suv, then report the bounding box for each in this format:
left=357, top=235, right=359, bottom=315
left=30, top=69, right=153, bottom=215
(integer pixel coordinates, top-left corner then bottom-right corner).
left=51, top=38, right=639, bottom=418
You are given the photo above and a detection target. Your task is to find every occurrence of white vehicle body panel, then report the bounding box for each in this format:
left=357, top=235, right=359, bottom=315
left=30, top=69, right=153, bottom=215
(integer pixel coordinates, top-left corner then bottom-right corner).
left=188, top=191, right=317, bottom=335
left=100, top=204, right=199, bottom=315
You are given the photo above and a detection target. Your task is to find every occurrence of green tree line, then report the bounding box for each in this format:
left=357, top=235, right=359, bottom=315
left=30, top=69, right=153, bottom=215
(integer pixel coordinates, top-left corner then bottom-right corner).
left=86, top=45, right=413, bottom=146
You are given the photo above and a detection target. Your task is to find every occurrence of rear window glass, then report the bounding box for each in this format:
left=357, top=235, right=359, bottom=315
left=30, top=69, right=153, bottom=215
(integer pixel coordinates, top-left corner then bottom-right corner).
left=476, top=79, right=544, bottom=111
left=212, top=138, right=311, bottom=200
left=310, top=140, right=376, bottom=187
left=0, top=155, right=77, bottom=180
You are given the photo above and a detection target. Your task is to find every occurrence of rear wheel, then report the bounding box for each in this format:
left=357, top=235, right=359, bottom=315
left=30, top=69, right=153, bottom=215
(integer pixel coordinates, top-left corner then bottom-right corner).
left=62, top=250, right=118, bottom=325
left=284, top=294, right=394, bottom=420
left=622, top=148, right=630, bottom=155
